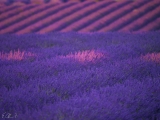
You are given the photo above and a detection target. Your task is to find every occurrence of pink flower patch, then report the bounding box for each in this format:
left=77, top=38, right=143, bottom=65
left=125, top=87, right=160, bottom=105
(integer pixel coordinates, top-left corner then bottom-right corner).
left=60, top=50, right=107, bottom=63
left=0, top=49, right=35, bottom=61
left=141, top=53, right=160, bottom=63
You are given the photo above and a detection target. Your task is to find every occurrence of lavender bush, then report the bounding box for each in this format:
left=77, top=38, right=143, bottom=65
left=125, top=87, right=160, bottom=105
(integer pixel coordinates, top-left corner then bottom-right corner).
left=0, top=32, right=160, bottom=120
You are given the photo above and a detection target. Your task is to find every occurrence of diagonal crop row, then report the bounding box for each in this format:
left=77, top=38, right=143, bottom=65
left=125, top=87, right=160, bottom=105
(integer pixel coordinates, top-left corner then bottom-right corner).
left=0, top=3, right=57, bottom=34
left=120, top=2, right=160, bottom=32
left=97, top=0, right=153, bottom=32
left=15, top=2, right=89, bottom=34
left=37, top=0, right=113, bottom=33
left=10, top=3, right=73, bottom=34
left=78, top=0, right=133, bottom=32
left=0, top=4, right=39, bottom=30
left=35, top=1, right=94, bottom=34
left=0, top=4, right=36, bottom=22
left=137, top=17, right=160, bottom=32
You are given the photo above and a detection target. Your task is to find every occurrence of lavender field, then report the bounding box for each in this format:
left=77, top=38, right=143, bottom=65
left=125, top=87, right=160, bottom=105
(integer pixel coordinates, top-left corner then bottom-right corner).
left=0, top=32, right=160, bottom=119
left=0, top=0, right=160, bottom=34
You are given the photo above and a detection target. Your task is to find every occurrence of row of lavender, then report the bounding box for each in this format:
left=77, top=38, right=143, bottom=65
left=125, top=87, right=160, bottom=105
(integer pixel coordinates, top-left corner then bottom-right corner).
left=0, top=32, right=160, bottom=119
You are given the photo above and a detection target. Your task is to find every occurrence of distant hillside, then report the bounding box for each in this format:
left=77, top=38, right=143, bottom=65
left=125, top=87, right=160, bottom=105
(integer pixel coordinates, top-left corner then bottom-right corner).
left=0, top=0, right=160, bottom=34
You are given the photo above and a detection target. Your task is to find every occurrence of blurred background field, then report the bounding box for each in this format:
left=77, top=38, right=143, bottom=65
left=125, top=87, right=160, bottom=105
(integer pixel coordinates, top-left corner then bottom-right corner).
left=0, top=0, right=159, bottom=34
